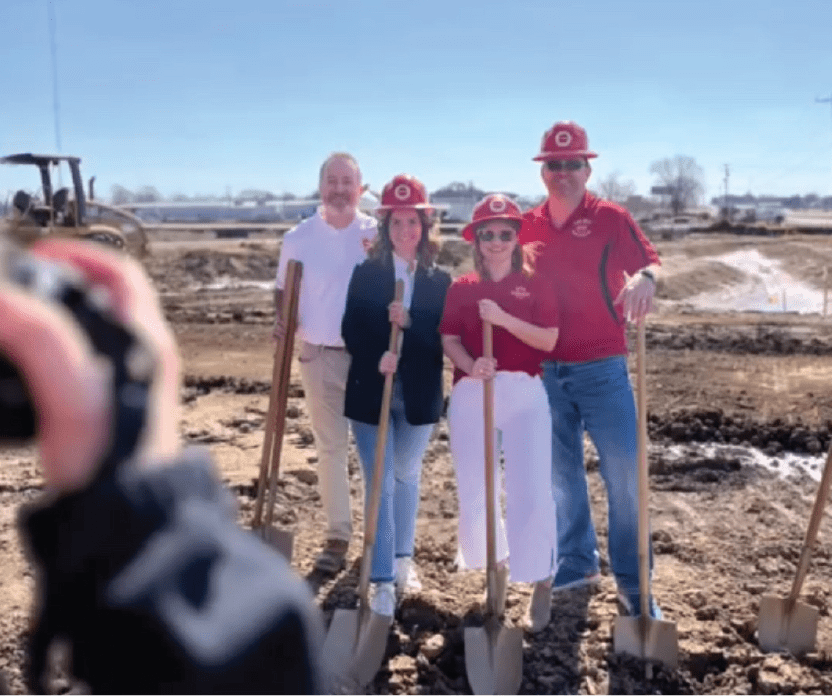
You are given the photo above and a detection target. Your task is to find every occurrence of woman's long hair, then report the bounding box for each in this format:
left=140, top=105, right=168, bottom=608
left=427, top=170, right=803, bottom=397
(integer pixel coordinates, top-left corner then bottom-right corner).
left=472, top=222, right=536, bottom=280
left=369, top=209, right=440, bottom=268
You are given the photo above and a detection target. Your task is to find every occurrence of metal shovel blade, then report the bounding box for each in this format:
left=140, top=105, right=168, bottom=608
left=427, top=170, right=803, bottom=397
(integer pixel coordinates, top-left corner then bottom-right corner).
left=464, top=619, right=523, bottom=695
left=321, top=608, right=393, bottom=691
left=256, top=525, right=293, bottom=561
left=758, top=595, right=819, bottom=654
left=614, top=614, right=679, bottom=670
left=351, top=611, right=394, bottom=687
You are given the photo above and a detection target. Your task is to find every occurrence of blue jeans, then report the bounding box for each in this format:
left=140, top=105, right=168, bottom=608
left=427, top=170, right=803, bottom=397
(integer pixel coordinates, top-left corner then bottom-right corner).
left=350, top=380, right=434, bottom=583
left=542, top=356, right=647, bottom=594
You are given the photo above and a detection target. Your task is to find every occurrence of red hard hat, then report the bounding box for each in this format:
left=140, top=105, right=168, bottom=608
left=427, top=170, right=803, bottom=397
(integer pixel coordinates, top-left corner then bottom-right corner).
left=375, top=174, right=433, bottom=214
left=461, top=193, right=523, bottom=242
left=533, top=121, right=598, bottom=161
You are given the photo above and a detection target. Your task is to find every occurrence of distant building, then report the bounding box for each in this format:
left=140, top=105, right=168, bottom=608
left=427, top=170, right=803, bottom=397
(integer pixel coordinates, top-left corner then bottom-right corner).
left=122, top=200, right=281, bottom=223
left=712, top=193, right=832, bottom=213
left=122, top=193, right=379, bottom=224
left=430, top=182, right=486, bottom=222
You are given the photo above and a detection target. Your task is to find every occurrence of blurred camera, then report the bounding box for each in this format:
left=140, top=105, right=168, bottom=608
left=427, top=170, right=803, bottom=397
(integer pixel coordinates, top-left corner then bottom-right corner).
left=0, top=239, right=90, bottom=440
left=0, top=237, right=152, bottom=444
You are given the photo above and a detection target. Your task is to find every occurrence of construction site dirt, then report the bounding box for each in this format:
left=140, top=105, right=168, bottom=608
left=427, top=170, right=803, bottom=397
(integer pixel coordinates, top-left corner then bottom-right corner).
left=4, top=231, right=832, bottom=693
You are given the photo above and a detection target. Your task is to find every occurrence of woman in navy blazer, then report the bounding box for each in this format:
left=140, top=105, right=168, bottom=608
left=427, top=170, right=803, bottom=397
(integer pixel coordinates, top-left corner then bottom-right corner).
left=342, top=174, right=451, bottom=616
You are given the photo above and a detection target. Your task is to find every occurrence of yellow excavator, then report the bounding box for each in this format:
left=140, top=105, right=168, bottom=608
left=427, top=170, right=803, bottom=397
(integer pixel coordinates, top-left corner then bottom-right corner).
left=1, top=153, right=148, bottom=257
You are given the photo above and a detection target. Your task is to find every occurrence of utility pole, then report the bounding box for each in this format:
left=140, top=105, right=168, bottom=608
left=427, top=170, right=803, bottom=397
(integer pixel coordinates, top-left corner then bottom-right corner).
left=723, top=164, right=730, bottom=220
left=47, top=0, right=61, bottom=153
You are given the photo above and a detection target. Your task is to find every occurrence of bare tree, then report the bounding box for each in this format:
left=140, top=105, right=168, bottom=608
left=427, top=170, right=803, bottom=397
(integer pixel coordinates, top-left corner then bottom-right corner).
left=649, top=155, right=705, bottom=215
left=110, top=184, right=133, bottom=205
left=134, top=185, right=162, bottom=204
left=594, top=171, right=637, bottom=205
left=237, top=189, right=277, bottom=205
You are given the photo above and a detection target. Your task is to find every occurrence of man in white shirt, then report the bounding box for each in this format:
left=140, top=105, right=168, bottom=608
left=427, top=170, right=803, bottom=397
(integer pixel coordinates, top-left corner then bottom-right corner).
left=275, top=152, right=377, bottom=574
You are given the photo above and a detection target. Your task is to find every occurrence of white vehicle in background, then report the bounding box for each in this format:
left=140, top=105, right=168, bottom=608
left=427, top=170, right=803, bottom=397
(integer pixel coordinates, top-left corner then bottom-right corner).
left=755, top=205, right=787, bottom=224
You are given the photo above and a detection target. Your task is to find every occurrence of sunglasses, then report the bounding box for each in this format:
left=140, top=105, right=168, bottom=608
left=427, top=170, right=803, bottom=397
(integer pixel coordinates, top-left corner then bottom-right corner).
left=544, top=159, right=586, bottom=172
left=477, top=229, right=516, bottom=242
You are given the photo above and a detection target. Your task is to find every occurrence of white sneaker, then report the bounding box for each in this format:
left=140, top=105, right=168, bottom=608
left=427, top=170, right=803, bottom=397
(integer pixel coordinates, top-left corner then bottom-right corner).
left=394, top=557, right=423, bottom=599
left=526, top=577, right=553, bottom=633
left=370, top=581, right=397, bottom=617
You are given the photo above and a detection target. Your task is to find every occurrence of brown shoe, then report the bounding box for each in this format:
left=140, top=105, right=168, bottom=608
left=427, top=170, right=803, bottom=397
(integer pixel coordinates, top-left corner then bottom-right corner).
left=526, top=577, right=553, bottom=633
left=314, top=539, right=348, bottom=574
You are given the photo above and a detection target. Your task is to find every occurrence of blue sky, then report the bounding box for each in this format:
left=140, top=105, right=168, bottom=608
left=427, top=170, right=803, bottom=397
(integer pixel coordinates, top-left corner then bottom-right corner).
left=2, top=0, right=832, bottom=205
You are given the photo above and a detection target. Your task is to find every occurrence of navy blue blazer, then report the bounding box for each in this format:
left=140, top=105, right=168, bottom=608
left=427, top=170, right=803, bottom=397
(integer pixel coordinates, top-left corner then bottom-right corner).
left=342, top=256, right=451, bottom=426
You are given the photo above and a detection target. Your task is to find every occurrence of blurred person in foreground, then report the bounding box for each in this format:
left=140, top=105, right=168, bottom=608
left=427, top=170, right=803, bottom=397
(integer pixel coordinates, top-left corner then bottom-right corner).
left=518, top=120, right=662, bottom=617
left=341, top=174, right=451, bottom=615
left=439, top=194, right=559, bottom=632
left=274, top=152, right=377, bottom=575
left=0, top=236, right=323, bottom=693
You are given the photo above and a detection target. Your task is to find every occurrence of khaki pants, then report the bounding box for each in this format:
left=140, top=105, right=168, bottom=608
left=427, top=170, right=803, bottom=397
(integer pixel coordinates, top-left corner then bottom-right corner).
left=298, top=341, right=352, bottom=543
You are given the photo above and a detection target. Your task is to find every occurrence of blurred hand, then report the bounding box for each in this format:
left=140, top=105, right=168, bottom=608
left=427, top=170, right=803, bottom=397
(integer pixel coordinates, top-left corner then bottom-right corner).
left=0, top=239, right=181, bottom=492
left=388, top=301, right=409, bottom=329
left=378, top=350, right=398, bottom=376
left=615, top=270, right=656, bottom=323
left=470, top=356, right=497, bottom=380
left=478, top=299, right=507, bottom=327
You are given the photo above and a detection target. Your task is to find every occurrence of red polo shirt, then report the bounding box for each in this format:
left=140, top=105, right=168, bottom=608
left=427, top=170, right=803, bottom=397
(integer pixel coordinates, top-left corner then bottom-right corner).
left=519, top=192, right=659, bottom=363
left=439, top=270, right=558, bottom=385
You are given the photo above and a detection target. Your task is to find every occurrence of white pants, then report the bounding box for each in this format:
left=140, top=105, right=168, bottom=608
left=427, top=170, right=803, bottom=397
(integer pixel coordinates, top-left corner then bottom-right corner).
left=298, top=341, right=352, bottom=543
left=448, top=372, right=557, bottom=583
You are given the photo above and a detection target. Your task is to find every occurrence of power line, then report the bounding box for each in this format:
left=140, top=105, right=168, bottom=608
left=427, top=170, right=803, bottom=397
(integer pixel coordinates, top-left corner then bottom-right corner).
left=47, top=0, right=61, bottom=153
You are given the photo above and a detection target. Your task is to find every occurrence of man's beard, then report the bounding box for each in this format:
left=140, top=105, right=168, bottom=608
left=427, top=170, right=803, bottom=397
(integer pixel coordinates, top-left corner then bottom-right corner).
left=325, top=193, right=352, bottom=208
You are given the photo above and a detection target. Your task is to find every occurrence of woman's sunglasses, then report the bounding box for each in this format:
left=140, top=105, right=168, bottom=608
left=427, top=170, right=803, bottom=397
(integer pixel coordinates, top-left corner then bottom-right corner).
left=477, top=229, right=516, bottom=242
left=544, top=159, right=586, bottom=172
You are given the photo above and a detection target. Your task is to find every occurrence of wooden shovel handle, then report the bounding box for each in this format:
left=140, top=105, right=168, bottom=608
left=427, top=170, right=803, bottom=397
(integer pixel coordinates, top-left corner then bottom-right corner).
left=788, top=439, right=832, bottom=602
left=483, top=321, right=498, bottom=617
left=636, top=321, right=651, bottom=618
left=253, top=260, right=302, bottom=527
left=358, top=279, right=405, bottom=607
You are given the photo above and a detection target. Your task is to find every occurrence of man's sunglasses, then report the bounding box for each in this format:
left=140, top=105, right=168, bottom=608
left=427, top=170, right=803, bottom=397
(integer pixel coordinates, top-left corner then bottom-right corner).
left=477, top=229, right=516, bottom=242
left=544, top=159, right=586, bottom=172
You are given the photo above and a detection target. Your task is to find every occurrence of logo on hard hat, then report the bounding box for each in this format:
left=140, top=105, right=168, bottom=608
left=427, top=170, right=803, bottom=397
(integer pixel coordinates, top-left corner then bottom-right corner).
left=489, top=197, right=507, bottom=213
left=394, top=184, right=411, bottom=201
left=555, top=130, right=572, bottom=148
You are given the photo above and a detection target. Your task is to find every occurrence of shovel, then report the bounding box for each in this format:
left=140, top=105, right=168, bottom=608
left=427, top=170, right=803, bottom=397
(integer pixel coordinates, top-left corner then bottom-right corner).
left=251, top=259, right=302, bottom=560
left=464, top=321, right=523, bottom=695
left=614, top=321, right=679, bottom=670
left=321, top=279, right=404, bottom=691
left=758, top=438, right=832, bottom=653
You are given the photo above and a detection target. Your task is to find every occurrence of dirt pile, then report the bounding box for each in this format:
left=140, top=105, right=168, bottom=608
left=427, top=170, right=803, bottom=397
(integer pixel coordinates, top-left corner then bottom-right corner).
left=5, top=233, right=832, bottom=693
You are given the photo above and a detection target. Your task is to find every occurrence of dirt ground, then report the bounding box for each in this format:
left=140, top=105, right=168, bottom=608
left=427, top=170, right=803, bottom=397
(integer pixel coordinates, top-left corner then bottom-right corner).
left=5, top=231, right=832, bottom=693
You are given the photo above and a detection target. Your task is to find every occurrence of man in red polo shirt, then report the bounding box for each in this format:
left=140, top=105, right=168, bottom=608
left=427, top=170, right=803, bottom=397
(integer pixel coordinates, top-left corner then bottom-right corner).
left=519, top=121, right=663, bottom=619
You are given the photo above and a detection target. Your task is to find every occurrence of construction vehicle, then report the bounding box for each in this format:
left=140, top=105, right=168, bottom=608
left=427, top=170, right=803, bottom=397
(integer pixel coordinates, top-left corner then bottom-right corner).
left=1, top=153, right=148, bottom=257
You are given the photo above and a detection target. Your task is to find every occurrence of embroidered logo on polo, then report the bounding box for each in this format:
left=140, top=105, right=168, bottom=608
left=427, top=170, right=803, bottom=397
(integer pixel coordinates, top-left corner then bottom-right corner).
left=489, top=197, right=507, bottom=213
left=511, top=285, right=531, bottom=300
left=394, top=184, right=411, bottom=201
left=571, top=217, right=593, bottom=238
left=555, top=130, right=573, bottom=148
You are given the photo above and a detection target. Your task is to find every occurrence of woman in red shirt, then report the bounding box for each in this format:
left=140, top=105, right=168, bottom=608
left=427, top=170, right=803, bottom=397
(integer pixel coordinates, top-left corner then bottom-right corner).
left=439, top=194, right=559, bottom=632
